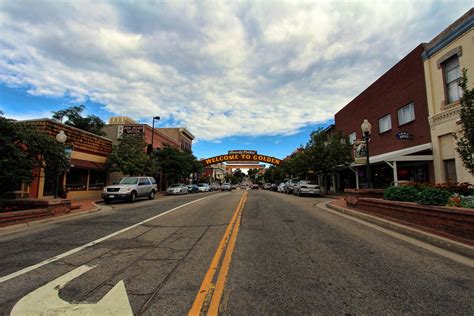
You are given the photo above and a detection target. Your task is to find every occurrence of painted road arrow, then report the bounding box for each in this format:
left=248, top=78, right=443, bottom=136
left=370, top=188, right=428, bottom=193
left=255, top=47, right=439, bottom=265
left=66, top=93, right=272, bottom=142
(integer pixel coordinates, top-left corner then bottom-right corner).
left=11, top=265, right=133, bottom=315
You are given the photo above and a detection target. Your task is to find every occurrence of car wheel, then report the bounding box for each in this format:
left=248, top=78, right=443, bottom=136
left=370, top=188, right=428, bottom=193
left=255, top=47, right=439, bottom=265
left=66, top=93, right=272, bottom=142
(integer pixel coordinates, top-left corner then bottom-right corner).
left=130, top=191, right=137, bottom=203
left=148, top=190, right=155, bottom=200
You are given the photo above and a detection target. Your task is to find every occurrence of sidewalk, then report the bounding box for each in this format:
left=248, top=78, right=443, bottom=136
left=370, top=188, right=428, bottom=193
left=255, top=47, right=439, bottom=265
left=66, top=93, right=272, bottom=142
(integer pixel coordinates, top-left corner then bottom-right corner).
left=324, top=199, right=474, bottom=260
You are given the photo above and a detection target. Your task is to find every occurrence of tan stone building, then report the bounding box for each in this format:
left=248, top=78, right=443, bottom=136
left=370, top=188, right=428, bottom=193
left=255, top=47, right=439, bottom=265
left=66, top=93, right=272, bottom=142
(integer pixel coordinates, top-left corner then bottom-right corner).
left=423, top=9, right=473, bottom=183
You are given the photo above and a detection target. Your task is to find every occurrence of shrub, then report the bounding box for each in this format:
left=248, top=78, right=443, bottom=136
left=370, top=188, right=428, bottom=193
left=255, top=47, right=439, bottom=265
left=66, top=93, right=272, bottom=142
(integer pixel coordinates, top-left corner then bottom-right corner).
left=383, top=185, right=419, bottom=202
left=417, top=187, right=451, bottom=206
left=460, top=196, right=474, bottom=209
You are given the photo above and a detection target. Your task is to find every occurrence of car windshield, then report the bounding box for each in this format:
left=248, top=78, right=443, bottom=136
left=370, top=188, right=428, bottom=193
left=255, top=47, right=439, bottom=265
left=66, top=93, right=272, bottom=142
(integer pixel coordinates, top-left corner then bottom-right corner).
left=198, top=184, right=207, bottom=187
left=119, top=177, right=139, bottom=185
left=300, top=181, right=316, bottom=185
left=170, top=184, right=181, bottom=188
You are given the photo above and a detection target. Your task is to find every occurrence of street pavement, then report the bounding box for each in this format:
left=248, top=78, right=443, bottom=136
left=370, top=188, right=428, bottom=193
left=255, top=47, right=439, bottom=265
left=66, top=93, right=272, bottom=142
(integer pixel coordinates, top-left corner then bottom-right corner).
left=0, top=190, right=472, bottom=315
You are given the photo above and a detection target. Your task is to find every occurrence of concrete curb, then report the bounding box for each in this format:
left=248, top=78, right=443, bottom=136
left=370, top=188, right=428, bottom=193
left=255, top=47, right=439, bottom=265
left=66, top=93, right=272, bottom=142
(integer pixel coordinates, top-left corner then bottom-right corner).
left=323, top=201, right=474, bottom=260
left=0, top=202, right=112, bottom=238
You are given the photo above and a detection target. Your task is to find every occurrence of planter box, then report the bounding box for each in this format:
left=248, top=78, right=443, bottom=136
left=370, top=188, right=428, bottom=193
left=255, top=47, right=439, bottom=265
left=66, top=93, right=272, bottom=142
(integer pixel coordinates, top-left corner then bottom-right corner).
left=353, top=198, right=474, bottom=245
left=0, top=199, right=72, bottom=227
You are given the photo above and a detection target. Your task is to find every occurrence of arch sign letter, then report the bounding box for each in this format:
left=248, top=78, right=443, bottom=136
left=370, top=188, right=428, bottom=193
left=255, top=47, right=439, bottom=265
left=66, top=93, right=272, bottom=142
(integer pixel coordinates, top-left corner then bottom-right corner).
left=203, top=154, right=281, bottom=166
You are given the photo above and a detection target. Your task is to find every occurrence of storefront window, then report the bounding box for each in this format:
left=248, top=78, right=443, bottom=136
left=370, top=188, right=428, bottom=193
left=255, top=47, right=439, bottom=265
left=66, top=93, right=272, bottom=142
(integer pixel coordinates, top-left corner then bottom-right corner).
left=66, top=168, right=88, bottom=191
left=89, top=170, right=106, bottom=190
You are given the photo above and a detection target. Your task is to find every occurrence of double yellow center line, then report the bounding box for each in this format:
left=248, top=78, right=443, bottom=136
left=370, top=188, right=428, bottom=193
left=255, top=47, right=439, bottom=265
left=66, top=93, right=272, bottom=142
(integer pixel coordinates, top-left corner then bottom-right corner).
left=189, top=191, right=248, bottom=316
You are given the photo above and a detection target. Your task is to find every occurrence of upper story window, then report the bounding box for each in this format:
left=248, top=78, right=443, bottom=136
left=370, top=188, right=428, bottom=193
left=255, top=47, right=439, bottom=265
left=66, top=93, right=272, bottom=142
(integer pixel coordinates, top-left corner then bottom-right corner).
left=398, top=103, right=415, bottom=125
left=348, top=132, right=356, bottom=144
left=443, top=56, right=462, bottom=104
left=378, top=114, right=392, bottom=133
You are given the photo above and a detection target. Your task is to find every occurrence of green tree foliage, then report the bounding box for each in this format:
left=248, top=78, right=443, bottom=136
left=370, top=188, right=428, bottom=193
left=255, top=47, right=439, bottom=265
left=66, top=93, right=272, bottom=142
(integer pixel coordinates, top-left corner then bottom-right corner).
left=233, top=169, right=245, bottom=183
left=0, top=114, right=69, bottom=196
left=247, top=168, right=259, bottom=180
left=154, top=145, right=202, bottom=184
left=263, top=165, right=286, bottom=183
left=52, top=105, right=105, bottom=136
left=107, top=135, right=159, bottom=176
left=455, top=69, right=474, bottom=174
left=305, top=130, right=352, bottom=176
left=281, top=148, right=310, bottom=178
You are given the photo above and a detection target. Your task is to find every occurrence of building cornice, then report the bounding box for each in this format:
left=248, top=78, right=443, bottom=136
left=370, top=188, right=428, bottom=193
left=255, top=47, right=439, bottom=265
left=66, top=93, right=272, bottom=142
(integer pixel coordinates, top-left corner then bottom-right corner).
left=422, top=9, right=473, bottom=60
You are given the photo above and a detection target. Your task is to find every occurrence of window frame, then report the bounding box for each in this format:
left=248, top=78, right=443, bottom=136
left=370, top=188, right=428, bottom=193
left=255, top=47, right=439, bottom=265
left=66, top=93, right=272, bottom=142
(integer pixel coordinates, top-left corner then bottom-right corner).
left=397, top=102, right=415, bottom=126
left=441, top=55, right=462, bottom=105
left=348, top=132, right=356, bottom=145
left=378, top=114, right=392, bottom=134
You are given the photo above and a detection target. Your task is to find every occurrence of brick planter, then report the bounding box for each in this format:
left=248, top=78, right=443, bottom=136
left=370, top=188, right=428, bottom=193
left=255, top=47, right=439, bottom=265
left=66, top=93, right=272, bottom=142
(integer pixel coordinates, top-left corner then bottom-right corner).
left=352, top=198, right=474, bottom=245
left=0, top=199, right=72, bottom=227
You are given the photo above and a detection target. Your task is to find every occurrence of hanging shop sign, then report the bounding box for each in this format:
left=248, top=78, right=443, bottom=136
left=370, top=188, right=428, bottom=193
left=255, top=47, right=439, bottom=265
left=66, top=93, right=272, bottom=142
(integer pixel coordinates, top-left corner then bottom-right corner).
left=353, top=140, right=368, bottom=165
left=123, top=125, right=144, bottom=137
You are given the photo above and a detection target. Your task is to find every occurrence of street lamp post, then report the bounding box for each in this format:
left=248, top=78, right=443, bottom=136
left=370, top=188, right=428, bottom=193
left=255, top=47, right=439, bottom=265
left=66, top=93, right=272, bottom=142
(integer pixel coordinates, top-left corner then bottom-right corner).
left=360, top=119, right=372, bottom=189
left=54, top=130, right=67, bottom=198
left=150, top=116, right=161, bottom=151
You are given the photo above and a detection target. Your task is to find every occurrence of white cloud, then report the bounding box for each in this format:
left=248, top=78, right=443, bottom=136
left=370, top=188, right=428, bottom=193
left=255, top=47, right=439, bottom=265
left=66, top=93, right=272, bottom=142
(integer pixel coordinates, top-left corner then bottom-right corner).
left=0, top=0, right=471, bottom=140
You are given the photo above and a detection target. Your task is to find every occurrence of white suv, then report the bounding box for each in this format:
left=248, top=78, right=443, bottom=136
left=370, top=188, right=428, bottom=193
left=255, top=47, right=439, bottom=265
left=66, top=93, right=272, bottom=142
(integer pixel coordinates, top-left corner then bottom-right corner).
left=102, top=176, right=158, bottom=204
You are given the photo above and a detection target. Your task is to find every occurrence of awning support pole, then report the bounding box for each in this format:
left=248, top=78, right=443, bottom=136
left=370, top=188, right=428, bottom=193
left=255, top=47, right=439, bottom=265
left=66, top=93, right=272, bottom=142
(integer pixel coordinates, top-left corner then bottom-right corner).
left=349, top=167, right=359, bottom=189
left=385, top=161, right=398, bottom=185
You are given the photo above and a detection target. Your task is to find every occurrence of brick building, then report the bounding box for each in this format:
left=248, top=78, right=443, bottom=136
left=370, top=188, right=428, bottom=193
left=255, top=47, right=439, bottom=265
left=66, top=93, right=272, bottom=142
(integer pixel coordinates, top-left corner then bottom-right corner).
left=335, top=44, right=434, bottom=189
left=19, top=119, right=113, bottom=200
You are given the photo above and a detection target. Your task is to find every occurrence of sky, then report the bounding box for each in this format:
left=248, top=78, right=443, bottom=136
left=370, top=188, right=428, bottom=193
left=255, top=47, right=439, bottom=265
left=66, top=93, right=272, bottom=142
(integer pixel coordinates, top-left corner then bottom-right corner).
left=0, top=0, right=472, bottom=160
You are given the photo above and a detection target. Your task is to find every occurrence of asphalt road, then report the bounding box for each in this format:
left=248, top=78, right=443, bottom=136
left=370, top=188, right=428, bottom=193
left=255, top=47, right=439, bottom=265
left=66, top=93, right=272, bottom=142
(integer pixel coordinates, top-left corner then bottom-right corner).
left=0, top=190, right=472, bottom=315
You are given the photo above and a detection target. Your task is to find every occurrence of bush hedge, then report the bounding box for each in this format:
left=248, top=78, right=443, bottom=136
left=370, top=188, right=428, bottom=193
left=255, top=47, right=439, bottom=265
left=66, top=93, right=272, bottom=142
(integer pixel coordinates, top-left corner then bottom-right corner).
left=383, top=186, right=419, bottom=202
left=416, top=188, right=452, bottom=206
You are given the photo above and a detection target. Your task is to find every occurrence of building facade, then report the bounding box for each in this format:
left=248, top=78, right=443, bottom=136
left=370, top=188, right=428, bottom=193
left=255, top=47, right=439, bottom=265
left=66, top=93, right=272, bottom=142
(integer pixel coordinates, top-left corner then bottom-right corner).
left=21, top=119, right=112, bottom=200
left=423, top=9, right=474, bottom=184
left=335, top=44, right=434, bottom=189
left=158, top=127, right=195, bottom=152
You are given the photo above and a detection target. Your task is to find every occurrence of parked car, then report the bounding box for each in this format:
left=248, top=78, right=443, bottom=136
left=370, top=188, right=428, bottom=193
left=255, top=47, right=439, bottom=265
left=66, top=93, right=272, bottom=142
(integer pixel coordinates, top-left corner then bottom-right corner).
left=210, top=183, right=220, bottom=191
left=251, top=184, right=259, bottom=190
left=270, top=183, right=278, bottom=191
left=221, top=183, right=232, bottom=191
left=187, top=184, right=199, bottom=194
left=284, top=179, right=300, bottom=194
left=263, top=183, right=272, bottom=190
left=277, top=183, right=286, bottom=192
left=197, top=183, right=211, bottom=192
left=102, top=176, right=157, bottom=204
left=293, top=180, right=321, bottom=196
left=166, top=183, right=188, bottom=195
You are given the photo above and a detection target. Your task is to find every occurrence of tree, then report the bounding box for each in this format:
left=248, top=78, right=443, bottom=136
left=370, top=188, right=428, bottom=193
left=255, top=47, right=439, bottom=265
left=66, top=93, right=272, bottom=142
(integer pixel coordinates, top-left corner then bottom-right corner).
left=263, top=165, right=286, bottom=183
left=52, top=105, right=105, bottom=136
left=154, top=145, right=202, bottom=184
left=233, top=169, right=245, bottom=183
left=107, top=134, right=159, bottom=176
left=0, top=114, right=69, bottom=197
left=247, top=168, right=259, bottom=180
left=455, top=69, right=474, bottom=174
left=305, top=129, right=352, bottom=191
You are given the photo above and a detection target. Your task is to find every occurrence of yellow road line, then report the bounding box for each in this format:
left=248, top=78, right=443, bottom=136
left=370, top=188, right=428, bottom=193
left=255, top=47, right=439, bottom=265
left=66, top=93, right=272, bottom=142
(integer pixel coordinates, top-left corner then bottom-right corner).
left=188, top=191, right=247, bottom=316
left=207, top=192, right=247, bottom=316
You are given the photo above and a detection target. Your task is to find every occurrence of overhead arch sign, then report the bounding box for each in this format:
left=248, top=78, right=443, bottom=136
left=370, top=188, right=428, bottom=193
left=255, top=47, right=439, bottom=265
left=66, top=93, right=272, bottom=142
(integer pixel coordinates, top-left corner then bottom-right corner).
left=203, top=153, right=282, bottom=166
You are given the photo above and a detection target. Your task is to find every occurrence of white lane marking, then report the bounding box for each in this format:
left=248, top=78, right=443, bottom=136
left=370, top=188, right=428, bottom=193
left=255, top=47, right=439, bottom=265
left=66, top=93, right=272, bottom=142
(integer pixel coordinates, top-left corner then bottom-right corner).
left=11, top=265, right=133, bottom=315
left=0, top=195, right=217, bottom=283
left=317, top=202, right=474, bottom=268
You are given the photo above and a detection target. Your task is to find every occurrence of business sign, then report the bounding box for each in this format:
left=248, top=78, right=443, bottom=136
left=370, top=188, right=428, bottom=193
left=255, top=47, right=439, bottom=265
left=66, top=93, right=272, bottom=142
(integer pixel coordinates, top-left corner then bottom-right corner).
left=353, top=140, right=367, bottom=165
left=123, top=125, right=144, bottom=137
left=203, top=153, right=281, bottom=166
left=396, top=131, right=413, bottom=140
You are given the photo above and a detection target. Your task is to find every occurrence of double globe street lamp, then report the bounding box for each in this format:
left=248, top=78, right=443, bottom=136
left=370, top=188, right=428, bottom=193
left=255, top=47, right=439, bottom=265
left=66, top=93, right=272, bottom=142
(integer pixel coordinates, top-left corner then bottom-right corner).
left=360, top=119, right=372, bottom=189
left=54, top=130, right=67, bottom=198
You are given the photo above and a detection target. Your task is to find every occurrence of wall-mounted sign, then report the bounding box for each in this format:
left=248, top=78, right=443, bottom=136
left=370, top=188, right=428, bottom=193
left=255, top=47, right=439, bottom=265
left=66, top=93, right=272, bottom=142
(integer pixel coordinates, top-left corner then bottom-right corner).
left=396, top=131, right=413, bottom=140
left=123, top=125, right=144, bottom=137
left=203, top=153, right=281, bottom=166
